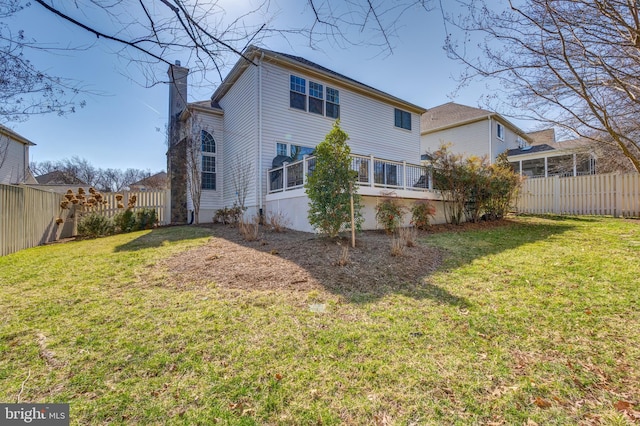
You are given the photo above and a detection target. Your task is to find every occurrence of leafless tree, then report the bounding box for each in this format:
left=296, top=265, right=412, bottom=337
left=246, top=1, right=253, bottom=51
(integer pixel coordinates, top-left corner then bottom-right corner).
left=184, top=119, right=208, bottom=224
left=30, top=156, right=152, bottom=190
left=0, top=1, right=84, bottom=123
left=3, top=1, right=433, bottom=123
left=445, top=0, right=640, bottom=172
left=231, top=153, right=254, bottom=212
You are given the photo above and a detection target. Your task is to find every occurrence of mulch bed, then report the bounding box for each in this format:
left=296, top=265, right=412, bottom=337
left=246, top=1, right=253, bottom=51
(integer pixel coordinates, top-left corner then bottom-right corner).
left=160, top=220, right=514, bottom=299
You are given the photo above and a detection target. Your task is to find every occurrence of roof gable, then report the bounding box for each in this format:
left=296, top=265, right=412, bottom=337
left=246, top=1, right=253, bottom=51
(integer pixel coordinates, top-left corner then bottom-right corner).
left=421, top=102, right=530, bottom=140
left=211, top=45, right=426, bottom=114
left=421, top=102, right=492, bottom=133
left=0, top=124, right=36, bottom=146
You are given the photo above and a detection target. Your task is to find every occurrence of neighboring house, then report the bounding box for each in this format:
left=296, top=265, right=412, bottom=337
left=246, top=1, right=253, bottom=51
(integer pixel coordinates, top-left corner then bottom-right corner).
left=129, top=172, right=167, bottom=191
left=167, top=46, right=434, bottom=231
left=0, top=124, right=37, bottom=185
left=30, top=170, right=89, bottom=194
left=420, top=102, right=531, bottom=163
left=507, top=129, right=596, bottom=178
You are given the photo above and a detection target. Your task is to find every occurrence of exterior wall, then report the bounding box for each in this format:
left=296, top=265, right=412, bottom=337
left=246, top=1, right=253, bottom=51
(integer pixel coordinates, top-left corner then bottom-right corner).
left=266, top=188, right=448, bottom=233
left=218, top=65, right=259, bottom=213
left=187, top=110, right=225, bottom=222
left=492, top=119, right=523, bottom=161
left=421, top=118, right=522, bottom=163
left=0, top=138, right=30, bottom=184
left=259, top=61, right=422, bottom=207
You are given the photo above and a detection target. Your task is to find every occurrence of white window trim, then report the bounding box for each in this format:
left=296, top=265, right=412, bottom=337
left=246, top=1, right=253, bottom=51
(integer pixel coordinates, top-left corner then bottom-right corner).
left=289, top=74, right=340, bottom=119
left=496, top=123, right=505, bottom=141
left=201, top=130, right=217, bottom=191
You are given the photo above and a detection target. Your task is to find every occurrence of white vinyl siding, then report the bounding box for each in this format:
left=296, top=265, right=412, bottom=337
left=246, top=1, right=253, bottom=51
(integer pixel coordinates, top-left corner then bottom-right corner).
left=260, top=62, right=421, bottom=201
left=0, top=138, right=30, bottom=184
left=218, top=65, right=259, bottom=211
left=188, top=112, right=224, bottom=213
left=421, top=119, right=523, bottom=163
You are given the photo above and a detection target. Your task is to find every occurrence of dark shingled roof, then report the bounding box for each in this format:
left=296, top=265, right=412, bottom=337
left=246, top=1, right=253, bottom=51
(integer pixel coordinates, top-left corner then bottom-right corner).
left=212, top=46, right=425, bottom=113
left=507, top=144, right=556, bottom=156
left=270, top=50, right=380, bottom=94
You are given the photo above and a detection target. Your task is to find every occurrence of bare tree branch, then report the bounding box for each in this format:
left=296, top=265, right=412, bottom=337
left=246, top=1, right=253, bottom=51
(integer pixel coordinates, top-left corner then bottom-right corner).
left=446, top=0, right=640, bottom=171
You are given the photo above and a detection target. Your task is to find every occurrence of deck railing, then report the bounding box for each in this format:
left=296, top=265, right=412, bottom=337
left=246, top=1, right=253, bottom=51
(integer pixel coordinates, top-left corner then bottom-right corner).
left=268, top=154, right=433, bottom=194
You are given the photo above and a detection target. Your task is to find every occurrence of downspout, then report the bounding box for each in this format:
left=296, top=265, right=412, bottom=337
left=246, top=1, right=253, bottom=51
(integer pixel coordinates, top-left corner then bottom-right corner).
left=488, top=116, right=493, bottom=165
left=258, top=52, right=264, bottom=213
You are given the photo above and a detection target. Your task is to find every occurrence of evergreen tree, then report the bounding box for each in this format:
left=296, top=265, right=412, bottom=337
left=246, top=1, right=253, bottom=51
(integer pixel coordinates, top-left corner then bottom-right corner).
left=305, top=122, right=362, bottom=237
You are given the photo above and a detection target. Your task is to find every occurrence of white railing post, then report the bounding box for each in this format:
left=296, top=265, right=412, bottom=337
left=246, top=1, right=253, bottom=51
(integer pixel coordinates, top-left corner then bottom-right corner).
left=428, top=167, right=434, bottom=190
left=302, top=155, right=309, bottom=185
left=402, top=161, right=407, bottom=190
left=369, top=155, right=375, bottom=187
left=282, top=162, right=288, bottom=191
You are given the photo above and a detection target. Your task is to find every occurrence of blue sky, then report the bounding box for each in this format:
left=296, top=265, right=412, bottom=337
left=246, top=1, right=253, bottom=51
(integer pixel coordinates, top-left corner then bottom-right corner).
left=8, top=0, right=526, bottom=172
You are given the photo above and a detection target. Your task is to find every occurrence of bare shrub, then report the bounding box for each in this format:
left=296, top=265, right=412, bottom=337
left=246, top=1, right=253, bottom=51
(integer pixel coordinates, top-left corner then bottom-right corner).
left=398, top=227, right=417, bottom=247
left=390, top=236, right=405, bottom=257
left=267, top=210, right=290, bottom=232
left=335, top=246, right=350, bottom=266
left=239, top=216, right=260, bottom=241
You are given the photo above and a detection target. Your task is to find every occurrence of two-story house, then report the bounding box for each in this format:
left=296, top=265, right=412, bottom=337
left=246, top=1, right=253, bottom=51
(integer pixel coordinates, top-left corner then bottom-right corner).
left=167, top=46, right=439, bottom=231
left=0, top=124, right=37, bottom=185
left=420, top=102, right=530, bottom=163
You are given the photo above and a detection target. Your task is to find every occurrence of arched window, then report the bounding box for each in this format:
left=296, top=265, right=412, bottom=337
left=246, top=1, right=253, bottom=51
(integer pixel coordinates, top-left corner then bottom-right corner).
left=201, top=130, right=216, bottom=153
left=201, top=130, right=216, bottom=190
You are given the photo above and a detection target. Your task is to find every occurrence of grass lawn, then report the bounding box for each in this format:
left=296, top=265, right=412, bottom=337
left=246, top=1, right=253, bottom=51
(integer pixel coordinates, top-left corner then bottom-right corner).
left=0, top=216, right=638, bottom=424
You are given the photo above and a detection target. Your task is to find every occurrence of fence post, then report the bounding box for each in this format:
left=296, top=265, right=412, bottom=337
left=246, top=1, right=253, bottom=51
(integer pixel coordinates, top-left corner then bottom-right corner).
left=615, top=173, right=622, bottom=218
left=553, top=175, right=560, bottom=214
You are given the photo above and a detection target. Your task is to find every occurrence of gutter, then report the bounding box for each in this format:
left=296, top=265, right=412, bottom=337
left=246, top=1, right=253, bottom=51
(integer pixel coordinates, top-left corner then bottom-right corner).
left=488, top=116, right=493, bottom=164
left=258, top=51, right=264, bottom=212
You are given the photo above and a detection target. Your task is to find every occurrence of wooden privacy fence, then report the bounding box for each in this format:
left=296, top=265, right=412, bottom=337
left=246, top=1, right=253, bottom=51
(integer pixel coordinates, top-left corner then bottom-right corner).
left=0, top=184, right=68, bottom=256
left=517, top=172, right=640, bottom=217
left=90, top=190, right=169, bottom=224
left=0, top=186, right=170, bottom=256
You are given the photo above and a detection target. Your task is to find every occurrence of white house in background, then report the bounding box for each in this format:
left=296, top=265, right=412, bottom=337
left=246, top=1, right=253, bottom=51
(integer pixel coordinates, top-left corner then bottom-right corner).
left=166, top=45, right=441, bottom=231
left=420, top=102, right=531, bottom=163
left=0, top=124, right=37, bottom=185
left=507, top=129, right=596, bottom=178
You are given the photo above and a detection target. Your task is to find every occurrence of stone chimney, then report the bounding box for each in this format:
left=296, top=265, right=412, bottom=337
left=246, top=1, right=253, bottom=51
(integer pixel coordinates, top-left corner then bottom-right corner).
left=167, top=61, right=189, bottom=147
left=167, top=61, right=189, bottom=224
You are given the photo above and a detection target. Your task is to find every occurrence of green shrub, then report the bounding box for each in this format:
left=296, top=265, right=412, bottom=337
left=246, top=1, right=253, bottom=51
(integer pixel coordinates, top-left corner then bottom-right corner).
left=135, top=208, right=158, bottom=230
left=114, top=209, right=136, bottom=233
left=78, top=213, right=115, bottom=238
left=411, top=200, right=436, bottom=230
left=375, top=198, right=405, bottom=234
left=305, top=121, right=362, bottom=237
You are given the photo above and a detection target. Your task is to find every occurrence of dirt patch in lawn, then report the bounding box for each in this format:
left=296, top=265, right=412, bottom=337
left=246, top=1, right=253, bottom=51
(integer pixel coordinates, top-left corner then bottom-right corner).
left=159, top=220, right=514, bottom=302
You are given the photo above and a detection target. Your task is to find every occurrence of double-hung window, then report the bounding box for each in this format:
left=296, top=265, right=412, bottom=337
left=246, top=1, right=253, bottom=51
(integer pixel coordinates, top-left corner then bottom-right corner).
left=326, top=87, right=340, bottom=119
left=308, top=81, right=324, bottom=115
left=290, top=75, right=306, bottom=111
left=496, top=123, right=504, bottom=140
left=290, top=74, right=340, bottom=119
left=276, top=142, right=288, bottom=157
left=201, top=130, right=216, bottom=190
left=394, top=108, right=411, bottom=130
